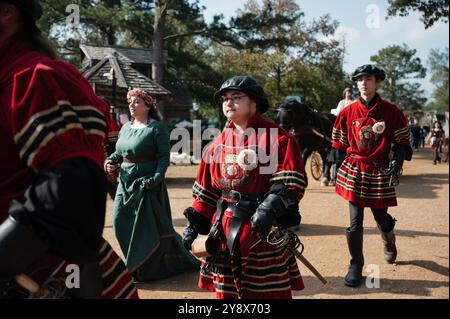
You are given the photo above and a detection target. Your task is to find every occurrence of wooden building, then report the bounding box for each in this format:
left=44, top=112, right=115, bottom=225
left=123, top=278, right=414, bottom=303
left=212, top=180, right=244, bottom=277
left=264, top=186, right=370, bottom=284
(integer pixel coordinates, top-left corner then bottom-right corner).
left=80, top=44, right=193, bottom=124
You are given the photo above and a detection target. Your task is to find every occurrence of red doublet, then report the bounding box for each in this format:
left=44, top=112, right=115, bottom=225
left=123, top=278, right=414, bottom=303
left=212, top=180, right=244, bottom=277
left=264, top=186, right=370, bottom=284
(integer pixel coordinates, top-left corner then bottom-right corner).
left=332, top=97, right=410, bottom=208
left=0, top=38, right=137, bottom=299
left=0, top=39, right=111, bottom=219
left=191, top=113, right=307, bottom=299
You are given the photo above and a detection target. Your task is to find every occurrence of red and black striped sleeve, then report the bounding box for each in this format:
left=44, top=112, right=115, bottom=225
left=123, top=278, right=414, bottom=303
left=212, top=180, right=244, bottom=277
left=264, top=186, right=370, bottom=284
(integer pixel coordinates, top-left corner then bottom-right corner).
left=332, top=107, right=349, bottom=152
left=269, top=133, right=307, bottom=202
left=191, top=160, right=220, bottom=220
left=191, top=143, right=221, bottom=220
left=10, top=60, right=109, bottom=171
left=391, top=107, right=410, bottom=146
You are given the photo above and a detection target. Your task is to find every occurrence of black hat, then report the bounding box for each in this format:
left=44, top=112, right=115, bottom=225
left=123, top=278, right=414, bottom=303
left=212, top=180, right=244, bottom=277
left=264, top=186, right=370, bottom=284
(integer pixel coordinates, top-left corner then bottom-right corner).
left=351, top=64, right=386, bottom=81
left=213, top=76, right=270, bottom=114
left=12, top=0, right=42, bottom=34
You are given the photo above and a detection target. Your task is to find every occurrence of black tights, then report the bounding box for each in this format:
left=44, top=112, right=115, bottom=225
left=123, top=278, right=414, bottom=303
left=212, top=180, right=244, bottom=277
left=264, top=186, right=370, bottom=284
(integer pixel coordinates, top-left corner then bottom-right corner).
left=433, top=145, right=442, bottom=163
left=349, top=202, right=395, bottom=233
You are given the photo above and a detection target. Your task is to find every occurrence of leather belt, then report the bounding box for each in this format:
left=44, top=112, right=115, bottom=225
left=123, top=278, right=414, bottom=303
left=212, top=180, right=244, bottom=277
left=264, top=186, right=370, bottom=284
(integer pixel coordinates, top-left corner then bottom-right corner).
left=348, top=154, right=388, bottom=168
left=221, top=190, right=264, bottom=203
left=222, top=191, right=264, bottom=256
left=206, top=190, right=265, bottom=258
left=123, top=155, right=157, bottom=163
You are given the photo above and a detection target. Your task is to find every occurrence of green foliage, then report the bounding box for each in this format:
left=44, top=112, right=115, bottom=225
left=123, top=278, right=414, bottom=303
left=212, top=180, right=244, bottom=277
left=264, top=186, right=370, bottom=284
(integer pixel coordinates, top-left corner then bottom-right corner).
left=425, top=47, right=449, bottom=112
left=39, top=0, right=132, bottom=65
left=210, top=0, right=346, bottom=114
left=386, top=0, right=449, bottom=29
left=370, top=44, right=427, bottom=111
left=38, top=0, right=350, bottom=123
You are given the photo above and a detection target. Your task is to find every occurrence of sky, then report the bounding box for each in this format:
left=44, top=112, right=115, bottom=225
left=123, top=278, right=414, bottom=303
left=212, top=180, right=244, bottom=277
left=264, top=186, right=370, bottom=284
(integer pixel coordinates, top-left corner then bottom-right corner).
left=196, top=0, right=449, bottom=99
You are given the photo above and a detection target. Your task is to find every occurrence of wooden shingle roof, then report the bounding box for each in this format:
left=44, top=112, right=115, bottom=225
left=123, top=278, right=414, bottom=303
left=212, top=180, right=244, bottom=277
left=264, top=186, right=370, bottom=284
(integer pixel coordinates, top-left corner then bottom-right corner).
left=80, top=44, right=161, bottom=65
left=83, top=52, right=171, bottom=98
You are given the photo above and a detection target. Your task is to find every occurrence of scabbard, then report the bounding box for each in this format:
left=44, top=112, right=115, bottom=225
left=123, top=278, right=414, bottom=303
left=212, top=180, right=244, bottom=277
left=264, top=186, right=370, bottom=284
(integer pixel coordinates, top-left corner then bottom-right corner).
left=293, top=250, right=327, bottom=285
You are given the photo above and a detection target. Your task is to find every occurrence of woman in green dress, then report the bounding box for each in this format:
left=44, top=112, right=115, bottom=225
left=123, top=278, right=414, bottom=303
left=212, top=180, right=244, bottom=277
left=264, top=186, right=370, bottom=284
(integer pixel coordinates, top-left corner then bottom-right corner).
left=104, top=88, right=199, bottom=281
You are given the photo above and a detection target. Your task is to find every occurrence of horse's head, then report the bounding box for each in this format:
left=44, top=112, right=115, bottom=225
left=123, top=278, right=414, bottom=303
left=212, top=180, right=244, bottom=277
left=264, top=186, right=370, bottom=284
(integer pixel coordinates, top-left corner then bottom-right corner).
left=275, top=99, right=313, bottom=132
left=275, top=101, right=294, bottom=131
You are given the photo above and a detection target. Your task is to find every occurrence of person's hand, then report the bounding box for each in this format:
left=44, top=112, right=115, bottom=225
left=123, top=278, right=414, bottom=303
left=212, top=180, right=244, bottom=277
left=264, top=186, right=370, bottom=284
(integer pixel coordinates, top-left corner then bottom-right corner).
left=142, top=177, right=159, bottom=190
left=182, top=225, right=198, bottom=251
left=384, top=160, right=403, bottom=186
left=183, top=207, right=211, bottom=235
left=250, top=203, right=276, bottom=240
left=104, top=160, right=120, bottom=175
left=387, top=160, right=402, bottom=175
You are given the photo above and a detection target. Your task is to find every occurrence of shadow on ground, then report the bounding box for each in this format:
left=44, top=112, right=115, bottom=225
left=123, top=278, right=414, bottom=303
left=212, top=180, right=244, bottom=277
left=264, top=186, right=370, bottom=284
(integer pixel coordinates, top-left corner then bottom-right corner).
left=133, top=262, right=448, bottom=298
left=395, top=260, right=449, bottom=277
left=166, top=177, right=195, bottom=188
left=398, top=173, right=449, bottom=200
left=135, top=269, right=203, bottom=293
left=171, top=220, right=449, bottom=239
left=295, top=273, right=449, bottom=297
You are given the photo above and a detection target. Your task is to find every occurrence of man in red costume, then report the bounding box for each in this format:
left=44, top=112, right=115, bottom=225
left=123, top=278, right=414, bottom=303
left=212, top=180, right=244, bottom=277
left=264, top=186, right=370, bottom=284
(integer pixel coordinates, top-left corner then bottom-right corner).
left=182, top=76, right=307, bottom=299
left=332, top=64, right=412, bottom=287
left=0, top=0, right=138, bottom=298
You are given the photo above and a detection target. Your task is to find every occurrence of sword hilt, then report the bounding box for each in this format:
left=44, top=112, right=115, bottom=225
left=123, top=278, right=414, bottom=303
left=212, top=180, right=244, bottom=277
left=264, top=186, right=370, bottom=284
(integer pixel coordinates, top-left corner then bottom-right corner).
left=267, top=229, right=327, bottom=285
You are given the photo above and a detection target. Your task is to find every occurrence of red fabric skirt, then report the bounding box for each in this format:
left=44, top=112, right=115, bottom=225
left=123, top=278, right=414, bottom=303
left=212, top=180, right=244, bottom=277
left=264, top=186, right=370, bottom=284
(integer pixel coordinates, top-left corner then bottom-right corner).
left=335, top=157, right=397, bottom=208
left=198, top=207, right=304, bottom=299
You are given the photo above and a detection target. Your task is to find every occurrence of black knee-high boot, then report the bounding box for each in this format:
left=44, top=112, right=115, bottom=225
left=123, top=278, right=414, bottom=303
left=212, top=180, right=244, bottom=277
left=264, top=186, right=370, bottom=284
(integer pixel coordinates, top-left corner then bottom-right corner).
left=344, top=228, right=364, bottom=287
left=377, top=218, right=397, bottom=264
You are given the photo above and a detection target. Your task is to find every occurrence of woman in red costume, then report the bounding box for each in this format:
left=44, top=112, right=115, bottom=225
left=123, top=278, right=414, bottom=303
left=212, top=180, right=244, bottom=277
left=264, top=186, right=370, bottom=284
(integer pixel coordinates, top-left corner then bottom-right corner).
left=182, top=76, right=307, bottom=299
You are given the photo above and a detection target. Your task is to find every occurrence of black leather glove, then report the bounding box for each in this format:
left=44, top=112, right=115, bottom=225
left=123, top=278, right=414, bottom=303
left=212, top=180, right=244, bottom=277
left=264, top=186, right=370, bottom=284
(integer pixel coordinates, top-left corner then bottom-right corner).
left=251, top=184, right=301, bottom=239
left=182, top=207, right=211, bottom=251
left=384, top=144, right=411, bottom=186
left=250, top=201, right=276, bottom=240
left=276, top=210, right=301, bottom=231
left=392, top=143, right=412, bottom=167
left=387, top=160, right=402, bottom=175
left=183, top=207, right=211, bottom=235
left=382, top=159, right=403, bottom=187
left=182, top=225, right=198, bottom=251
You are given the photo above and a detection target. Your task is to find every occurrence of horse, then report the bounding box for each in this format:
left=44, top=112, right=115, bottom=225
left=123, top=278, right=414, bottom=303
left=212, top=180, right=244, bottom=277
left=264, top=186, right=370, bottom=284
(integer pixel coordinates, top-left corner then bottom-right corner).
left=275, top=98, right=336, bottom=185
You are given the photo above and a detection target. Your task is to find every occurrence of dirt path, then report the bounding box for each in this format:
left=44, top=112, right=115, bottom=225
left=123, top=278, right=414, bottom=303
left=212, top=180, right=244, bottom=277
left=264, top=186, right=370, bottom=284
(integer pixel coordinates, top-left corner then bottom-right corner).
left=102, top=146, right=449, bottom=299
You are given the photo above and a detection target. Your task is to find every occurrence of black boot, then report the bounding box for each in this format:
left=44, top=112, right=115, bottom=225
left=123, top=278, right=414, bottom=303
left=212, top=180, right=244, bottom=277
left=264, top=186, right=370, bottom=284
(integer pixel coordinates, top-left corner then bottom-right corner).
left=0, top=216, right=48, bottom=290
left=380, top=231, right=397, bottom=263
left=344, top=228, right=364, bottom=287
left=377, top=217, right=397, bottom=264
left=378, top=220, right=397, bottom=264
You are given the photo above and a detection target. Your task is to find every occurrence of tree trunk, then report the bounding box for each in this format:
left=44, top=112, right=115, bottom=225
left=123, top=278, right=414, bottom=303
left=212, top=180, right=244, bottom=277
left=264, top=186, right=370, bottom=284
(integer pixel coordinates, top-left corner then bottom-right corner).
left=276, top=67, right=282, bottom=98
left=104, top=0, right=117, bottom=45
left=153, top=0, right=168, bottom=85
left=152, top=0, right=171, bottom=120
left=106, top=26, right=116, bottom=45
left=391, top=79, right=397, bottom=103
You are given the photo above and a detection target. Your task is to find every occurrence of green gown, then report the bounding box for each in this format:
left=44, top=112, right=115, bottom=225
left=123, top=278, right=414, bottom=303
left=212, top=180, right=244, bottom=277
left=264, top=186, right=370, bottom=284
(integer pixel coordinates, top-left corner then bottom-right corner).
left=109, top=120, right=199, bottom=281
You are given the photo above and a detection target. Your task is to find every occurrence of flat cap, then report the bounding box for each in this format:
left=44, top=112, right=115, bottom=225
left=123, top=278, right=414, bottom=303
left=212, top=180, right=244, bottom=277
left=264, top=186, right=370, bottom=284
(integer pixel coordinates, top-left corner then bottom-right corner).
left=351, top=64, right=386, bottom=81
